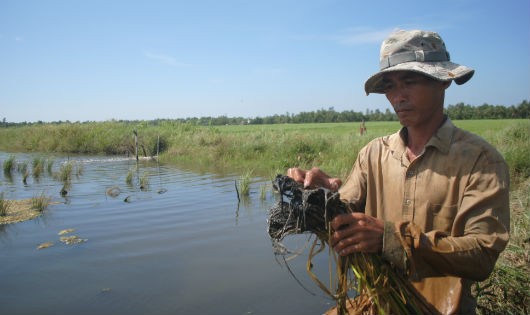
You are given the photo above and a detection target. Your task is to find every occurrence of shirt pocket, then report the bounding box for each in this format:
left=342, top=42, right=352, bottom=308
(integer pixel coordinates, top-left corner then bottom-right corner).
left=428, top=203, right=458, bottom=232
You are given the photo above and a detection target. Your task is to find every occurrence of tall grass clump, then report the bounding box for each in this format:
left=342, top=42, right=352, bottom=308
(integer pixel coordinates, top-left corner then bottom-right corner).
left=32, top=157, right=45, bottom=178
left=56, top=161, right=74, bottom=183
left=139, top=172, right=150, bottom=191
left=0, top=192, right=12, bottom=216
left=31, top=192, right=51, bottom=212
left=3, top=155, right=16, bottom=175
left=15, top=160, right=30, bottom=184
left=238, top=170, right=253, bottom=197
left=125, top=168, right=134, bottom=186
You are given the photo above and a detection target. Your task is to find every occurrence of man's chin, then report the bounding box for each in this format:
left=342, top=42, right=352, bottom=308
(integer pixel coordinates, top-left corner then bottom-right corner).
left=397, top=118, right=408, bottom=127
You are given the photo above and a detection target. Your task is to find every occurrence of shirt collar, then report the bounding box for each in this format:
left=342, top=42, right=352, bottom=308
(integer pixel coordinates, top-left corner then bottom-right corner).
left=425, top=117, right=455, bottom=154
left=389, top=116, right=456, bottom=157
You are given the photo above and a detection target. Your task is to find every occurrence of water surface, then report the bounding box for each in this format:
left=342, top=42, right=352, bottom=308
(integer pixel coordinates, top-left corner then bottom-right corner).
left=0, top=153, right=335, bottom=315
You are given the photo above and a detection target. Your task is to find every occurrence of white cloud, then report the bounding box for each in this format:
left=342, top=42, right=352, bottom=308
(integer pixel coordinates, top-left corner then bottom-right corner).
left=333, top=27, right=397, bottom=46
left=293, top=27, right=399, bottom=46
left=144, top=52, right=191, bottom=67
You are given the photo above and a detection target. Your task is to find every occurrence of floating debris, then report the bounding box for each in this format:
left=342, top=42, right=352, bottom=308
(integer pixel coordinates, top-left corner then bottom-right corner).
left=58, top=228, right=75, bottom=236
left=157, top=188, right=168, bottom=194
left=37, top=242, right=54, bottom=250
left=106, top=186, right=121, bottom=197
left=60, top=235, right=87, bottom=245
left=124, top=195, right=132, bottom=203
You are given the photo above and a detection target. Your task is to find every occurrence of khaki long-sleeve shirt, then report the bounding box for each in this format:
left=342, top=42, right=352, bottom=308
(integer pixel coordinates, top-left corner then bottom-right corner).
left=338, top=118, right=510, bottom=314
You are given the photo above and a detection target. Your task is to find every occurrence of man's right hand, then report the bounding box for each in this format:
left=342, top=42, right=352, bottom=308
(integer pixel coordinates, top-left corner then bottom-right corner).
left=287, top=167, right=342, bottom=191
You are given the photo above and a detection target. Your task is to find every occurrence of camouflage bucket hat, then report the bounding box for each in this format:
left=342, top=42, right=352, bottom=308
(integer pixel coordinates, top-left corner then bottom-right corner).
left=364, top=29, right=474, bottom=95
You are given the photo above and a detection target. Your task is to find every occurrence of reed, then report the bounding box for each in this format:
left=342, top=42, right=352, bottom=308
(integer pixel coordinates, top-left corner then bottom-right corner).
left=3, top=155, right=16, bottom=174
left=31, top=192, right=50, bottom=212
left=238, top=170, right=253, bottom=197
left=125, top=168, right=134, bottom=186
left=32, top=157, right=45, bottom=178
left=0, top=192, right=12, bottom=216
left=139, top=172, right=150, bottom=191
left=56, top=161, right=74, bottom=183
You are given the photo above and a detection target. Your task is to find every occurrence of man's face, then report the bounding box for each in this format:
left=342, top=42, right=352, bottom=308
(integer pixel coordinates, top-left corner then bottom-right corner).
left=382, top=71, right=449, bottom=128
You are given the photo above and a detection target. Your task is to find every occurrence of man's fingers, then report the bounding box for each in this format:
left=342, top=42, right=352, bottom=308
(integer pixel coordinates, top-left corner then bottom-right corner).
left=328, top=178, right=342, bottom=191
left=287, top=167, right=306, bottom=183
left=287, top=167, right=341, bottom=191
left=303, top=171, right=314, bottom=188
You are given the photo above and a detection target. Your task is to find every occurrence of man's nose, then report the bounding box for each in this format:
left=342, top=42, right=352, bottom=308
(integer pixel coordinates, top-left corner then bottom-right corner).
left=388, top=86, right=407, bottom=105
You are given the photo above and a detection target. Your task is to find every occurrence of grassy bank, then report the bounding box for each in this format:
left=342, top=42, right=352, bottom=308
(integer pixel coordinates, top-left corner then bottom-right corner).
left=1, top=119, right=529, bottom=313
left=1, top=119, right=527, bottom=178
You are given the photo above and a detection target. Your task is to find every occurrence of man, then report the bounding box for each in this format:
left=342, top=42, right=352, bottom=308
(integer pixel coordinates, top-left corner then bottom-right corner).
left=288, top=30, right=509, bottom=314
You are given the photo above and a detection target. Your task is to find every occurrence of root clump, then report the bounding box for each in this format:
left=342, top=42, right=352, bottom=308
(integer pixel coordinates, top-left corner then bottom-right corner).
left=267, top=175, right=437, bottom=315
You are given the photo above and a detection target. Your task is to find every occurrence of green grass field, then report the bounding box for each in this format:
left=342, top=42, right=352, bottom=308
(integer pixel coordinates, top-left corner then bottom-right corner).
left=0, top=119, right=528, bottom=179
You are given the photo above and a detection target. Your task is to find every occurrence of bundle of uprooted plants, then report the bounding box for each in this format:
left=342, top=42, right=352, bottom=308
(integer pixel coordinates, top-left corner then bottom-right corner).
left=268, top=175, right=436, bottom=315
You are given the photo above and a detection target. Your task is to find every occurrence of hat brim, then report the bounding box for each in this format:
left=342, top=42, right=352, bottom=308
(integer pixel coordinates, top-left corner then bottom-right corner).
left=364, top=61, right=474, bottom=95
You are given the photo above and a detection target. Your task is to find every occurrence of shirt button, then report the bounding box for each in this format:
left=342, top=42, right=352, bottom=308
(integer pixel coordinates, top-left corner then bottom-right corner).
left=404, top=199, right=411, bottom=205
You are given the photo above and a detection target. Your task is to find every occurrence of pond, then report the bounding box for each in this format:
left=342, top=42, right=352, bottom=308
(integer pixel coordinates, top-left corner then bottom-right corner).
left=0, top=153, right=336, bottom=315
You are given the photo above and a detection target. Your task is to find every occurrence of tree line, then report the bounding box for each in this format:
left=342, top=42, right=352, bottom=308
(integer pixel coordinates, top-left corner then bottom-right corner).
left=3, top=100, right=528, bottom=127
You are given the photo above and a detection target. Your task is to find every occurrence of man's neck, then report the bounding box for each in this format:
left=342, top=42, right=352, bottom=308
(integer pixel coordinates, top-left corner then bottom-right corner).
left=405, top=115, right=446, bottom=160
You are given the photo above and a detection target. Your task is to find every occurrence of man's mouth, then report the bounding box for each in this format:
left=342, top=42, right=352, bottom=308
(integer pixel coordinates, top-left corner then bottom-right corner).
left=393, top=103, right=412, bottom=113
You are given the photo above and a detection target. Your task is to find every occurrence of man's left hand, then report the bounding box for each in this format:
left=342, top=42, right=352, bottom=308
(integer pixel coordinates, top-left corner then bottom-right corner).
left=330, top=213, right=384, bottom=255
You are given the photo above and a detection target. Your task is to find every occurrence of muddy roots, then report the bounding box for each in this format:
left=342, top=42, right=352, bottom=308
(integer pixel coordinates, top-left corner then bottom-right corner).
left=268, top=175, right=349, bottom=242
left=267, top=175, right=439, bottom=315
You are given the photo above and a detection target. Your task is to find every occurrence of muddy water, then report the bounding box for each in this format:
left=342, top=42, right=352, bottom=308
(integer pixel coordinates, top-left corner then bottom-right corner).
left=0, top=153, right=335, bottom=315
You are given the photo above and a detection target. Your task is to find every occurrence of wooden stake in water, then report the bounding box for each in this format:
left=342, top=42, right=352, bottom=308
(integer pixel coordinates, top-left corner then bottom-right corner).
left=157, top=135, right=160, bottom=159
left=133, top=130, right=138, bottom=161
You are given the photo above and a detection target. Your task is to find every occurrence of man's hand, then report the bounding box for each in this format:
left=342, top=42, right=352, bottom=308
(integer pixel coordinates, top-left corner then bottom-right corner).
left=287, top=167, right=342, bottom=191
left=330, top=213, right=384, bottom=255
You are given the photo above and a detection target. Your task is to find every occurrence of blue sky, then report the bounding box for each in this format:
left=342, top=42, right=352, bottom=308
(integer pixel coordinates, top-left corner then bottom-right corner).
left=1, top=0, right=529, bottom=123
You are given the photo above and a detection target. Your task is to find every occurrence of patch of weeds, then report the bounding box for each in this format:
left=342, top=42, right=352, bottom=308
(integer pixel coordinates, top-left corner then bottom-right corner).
left=31, top=192, right=50, bottom=212
left=238, top=170, right=253, bottom=197
left=3, top=155, right=16, bottom=175
left=0, top=192, right=12, bottom=216
left=139, top=172, right=150, bottom=191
